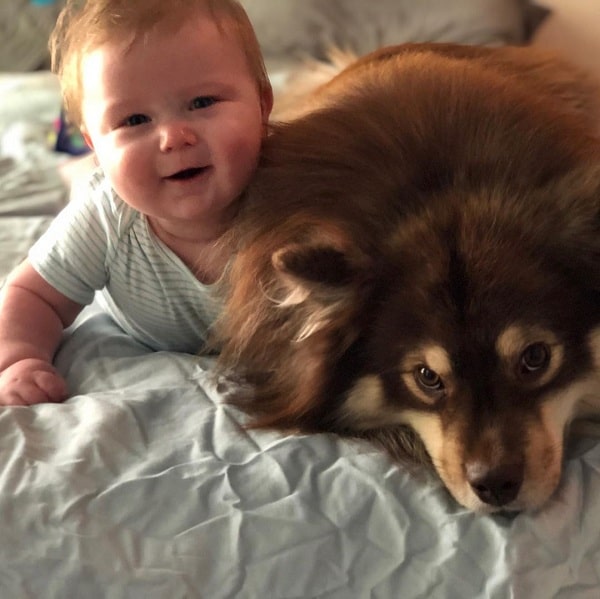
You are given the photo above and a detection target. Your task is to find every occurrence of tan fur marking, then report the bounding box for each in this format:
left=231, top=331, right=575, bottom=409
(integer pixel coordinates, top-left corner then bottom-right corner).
left=518, top=389, right=582, bottom=507
left=572, top=328, right=600, bottom=418
left=579, top=327, right=600, bottom=417
left=343, top=376, right=387, bottom=427
left=496, top=325, right=564, bottom=386
left=423, top=346, right=452, bottom=378
left=401, top=344, right=452, bottom=405
left=273, top=286, right=311, bottom=307
left=343, top=375, right=415, bottom=429
left=401, top=410, right=445, bottom=460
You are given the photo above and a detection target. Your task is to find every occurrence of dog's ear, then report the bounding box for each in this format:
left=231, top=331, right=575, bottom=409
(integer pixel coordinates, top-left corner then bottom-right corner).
left=274, top=243, right=356, bottom=287
left=270, top=241, right=372, bottom=341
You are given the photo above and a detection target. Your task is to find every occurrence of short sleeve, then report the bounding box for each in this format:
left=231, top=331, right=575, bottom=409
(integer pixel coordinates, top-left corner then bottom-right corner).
left=28, top=170, right=125, bottom=305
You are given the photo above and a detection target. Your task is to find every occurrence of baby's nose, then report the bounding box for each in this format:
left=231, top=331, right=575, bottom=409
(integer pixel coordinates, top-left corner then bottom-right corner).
left=159, top=122, right=198, bottom=152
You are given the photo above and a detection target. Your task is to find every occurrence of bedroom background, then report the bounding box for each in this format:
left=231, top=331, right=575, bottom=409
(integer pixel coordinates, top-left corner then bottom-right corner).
left=2, top=0, right=599, bottom=285
left=0, top=1, right=599, bottom=597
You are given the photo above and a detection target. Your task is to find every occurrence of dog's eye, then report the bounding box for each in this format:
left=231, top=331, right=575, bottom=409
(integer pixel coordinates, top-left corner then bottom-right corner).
left=519, top=343, right=550, bottom=374
left=414, top=366, right=444, bottom=393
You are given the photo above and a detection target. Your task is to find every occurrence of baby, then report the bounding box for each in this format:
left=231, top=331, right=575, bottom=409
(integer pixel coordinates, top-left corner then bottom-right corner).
left=0, top=0, right=273, bottom=405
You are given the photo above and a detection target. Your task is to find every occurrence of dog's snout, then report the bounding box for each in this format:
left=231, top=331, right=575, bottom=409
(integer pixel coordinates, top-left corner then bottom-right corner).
left=465, top=462, right=524, bottom=507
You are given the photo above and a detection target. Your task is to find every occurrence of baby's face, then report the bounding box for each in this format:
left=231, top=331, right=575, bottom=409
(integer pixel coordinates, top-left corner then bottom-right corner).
left=80, top=14, right=271, bottom=239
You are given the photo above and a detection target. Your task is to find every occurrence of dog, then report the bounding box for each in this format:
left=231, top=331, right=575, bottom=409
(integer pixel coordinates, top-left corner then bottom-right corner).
left=214, top=43, right=600, bottom=513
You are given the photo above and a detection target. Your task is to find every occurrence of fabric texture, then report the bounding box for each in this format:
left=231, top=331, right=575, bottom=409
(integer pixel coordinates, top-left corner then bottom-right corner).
left=28, top=169, right=222, bottom=353
left=241, top=0, right=546, bottom=71
left=1, top=1, right=546, bottom=73
left=0, top=312, right=598, bottom=597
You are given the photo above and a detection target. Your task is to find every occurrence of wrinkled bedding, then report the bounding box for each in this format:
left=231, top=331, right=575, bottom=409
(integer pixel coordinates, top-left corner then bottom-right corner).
left=0, top=312, right=599, bottom=598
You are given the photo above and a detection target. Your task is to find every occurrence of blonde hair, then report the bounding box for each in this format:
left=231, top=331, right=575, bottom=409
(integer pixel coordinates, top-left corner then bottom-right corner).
left=50, top=0, right=271, bottom=129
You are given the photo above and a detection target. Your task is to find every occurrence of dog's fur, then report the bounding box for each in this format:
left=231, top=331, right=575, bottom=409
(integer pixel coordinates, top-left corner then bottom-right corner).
left=215, top=43, right=600, bottom=512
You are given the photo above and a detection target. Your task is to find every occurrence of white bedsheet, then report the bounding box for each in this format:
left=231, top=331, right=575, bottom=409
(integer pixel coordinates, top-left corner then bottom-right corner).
left=0, top=312, right=598, bottom=598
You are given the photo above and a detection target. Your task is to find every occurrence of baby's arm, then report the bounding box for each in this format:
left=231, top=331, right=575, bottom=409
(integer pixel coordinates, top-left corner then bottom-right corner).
left=0, top=259, right=83, bottom=406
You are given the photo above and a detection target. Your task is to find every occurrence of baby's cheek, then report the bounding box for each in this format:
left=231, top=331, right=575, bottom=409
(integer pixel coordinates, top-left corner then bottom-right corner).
left=106, top=147, right=154, bottom=200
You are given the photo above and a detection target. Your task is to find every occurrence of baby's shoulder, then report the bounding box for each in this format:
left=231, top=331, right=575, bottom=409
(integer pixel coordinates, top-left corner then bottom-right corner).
left=84, top=168, right=138, bottom=234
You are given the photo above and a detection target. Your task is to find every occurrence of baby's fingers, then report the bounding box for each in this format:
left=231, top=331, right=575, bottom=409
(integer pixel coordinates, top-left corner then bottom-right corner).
left=1, top=382, right=55, bottom=406
left=32, top=370, right=68, bottom=403
left=0, top=360, right=68, bottom=406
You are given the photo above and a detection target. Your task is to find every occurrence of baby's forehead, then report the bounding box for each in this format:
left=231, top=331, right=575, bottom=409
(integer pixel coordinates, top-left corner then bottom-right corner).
left=80, top=7, right=243, bottom=69
left=59, top=1, right=263, bottom=128
left=77, top=18, right=257, bottom=118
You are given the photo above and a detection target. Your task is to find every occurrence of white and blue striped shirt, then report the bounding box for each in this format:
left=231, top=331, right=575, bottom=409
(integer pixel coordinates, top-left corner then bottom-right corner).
left=29, top=169, right=222, bottom=353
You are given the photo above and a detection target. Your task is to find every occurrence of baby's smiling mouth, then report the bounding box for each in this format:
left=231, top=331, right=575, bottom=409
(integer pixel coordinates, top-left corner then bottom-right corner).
left=165, top=167, right=207, bottom=181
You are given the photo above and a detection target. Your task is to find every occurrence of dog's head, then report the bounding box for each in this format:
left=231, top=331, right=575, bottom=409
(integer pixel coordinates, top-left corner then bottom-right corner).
left=242, top=185, right=600, bottom=512
left=216, top=43, right=600, bottom=512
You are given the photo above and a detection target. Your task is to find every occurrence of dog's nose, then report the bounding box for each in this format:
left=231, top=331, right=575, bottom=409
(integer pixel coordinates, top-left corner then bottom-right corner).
left=465, top=462, right=524, bottom=507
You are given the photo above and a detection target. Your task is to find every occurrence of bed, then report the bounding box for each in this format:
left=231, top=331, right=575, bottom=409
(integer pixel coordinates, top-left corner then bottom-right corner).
left=1, top=1, right=599, bottom=597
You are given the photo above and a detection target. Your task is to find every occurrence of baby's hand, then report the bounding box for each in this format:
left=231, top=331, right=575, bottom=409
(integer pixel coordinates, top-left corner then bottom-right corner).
left=0, top=358, right=68, bottom=406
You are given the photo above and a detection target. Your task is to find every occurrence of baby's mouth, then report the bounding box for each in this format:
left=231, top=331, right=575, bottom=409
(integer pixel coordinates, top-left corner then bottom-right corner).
left=165, top=167, right=206, bottom=181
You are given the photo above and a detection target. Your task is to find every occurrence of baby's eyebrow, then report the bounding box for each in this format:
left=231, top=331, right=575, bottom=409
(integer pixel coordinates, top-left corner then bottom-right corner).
left=102, top=100, right=148, bottom=125
left=104, top=99, right=138, bottom=114
left=184, top=79, right=238, bottom=95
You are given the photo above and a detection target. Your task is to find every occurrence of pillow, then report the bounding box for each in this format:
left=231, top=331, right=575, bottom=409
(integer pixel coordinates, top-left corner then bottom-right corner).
left=241, top=0, right=549, bottom=68
left=1, top=1, right=547, bottom=73
left=0, top=0, right=65, bottom=72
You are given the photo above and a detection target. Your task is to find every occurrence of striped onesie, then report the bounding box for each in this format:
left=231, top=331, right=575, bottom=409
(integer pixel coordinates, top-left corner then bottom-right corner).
left=29, top=169, right=222, bottom=353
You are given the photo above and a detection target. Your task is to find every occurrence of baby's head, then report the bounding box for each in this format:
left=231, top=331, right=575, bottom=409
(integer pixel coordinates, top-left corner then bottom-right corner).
left=50, top=0, right=271, bottom=131
left=50, top=0, right=273, bottom=239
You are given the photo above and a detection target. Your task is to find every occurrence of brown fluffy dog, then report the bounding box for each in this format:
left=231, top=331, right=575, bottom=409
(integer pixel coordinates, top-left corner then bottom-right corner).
left=215, top=43, right=600, bottom=513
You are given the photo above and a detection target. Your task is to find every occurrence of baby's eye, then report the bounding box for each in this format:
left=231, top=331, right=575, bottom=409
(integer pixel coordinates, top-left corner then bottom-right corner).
left=191, top=96, right=216, bottom=110
left=123, top=114, right=150, bottom=127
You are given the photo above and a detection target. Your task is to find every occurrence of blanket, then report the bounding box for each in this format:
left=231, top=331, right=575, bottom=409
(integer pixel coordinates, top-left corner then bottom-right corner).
left=0, top=312, right=598, bottom=597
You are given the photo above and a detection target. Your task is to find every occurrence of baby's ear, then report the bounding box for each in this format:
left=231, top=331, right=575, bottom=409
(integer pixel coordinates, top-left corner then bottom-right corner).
left=81, top=128, right=94, bottom=151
